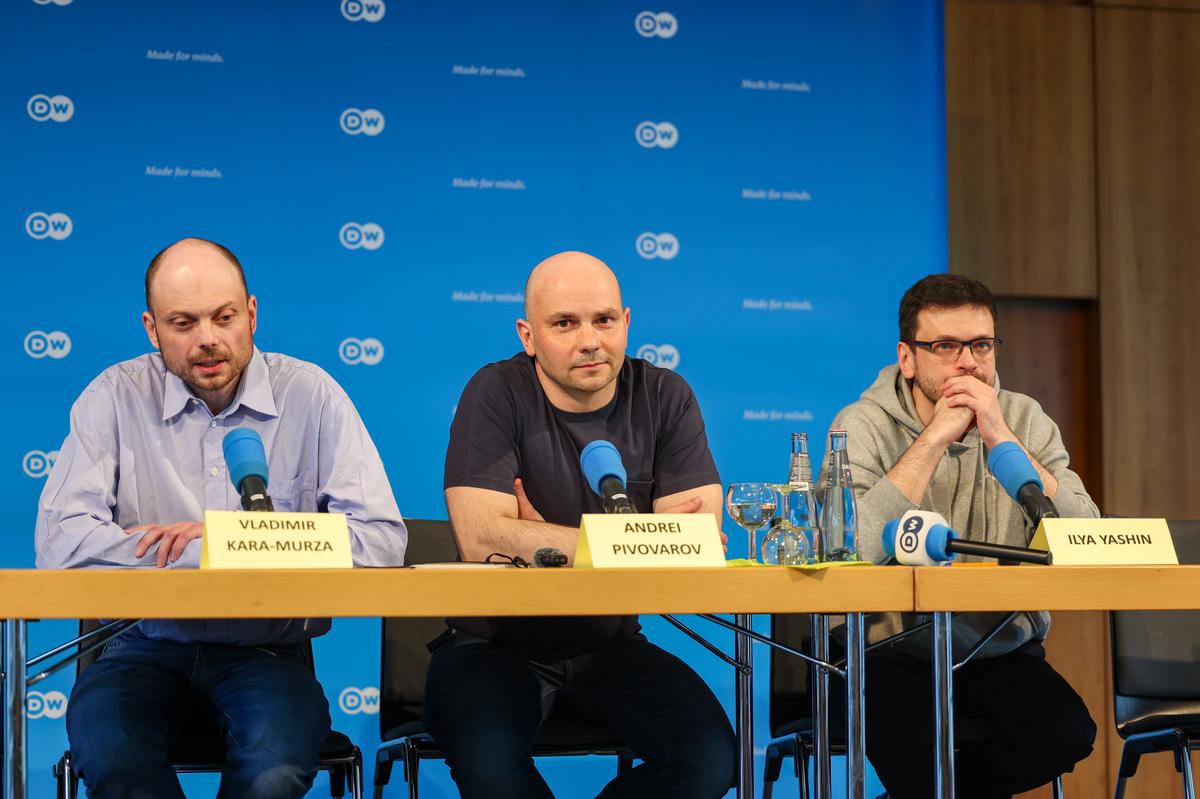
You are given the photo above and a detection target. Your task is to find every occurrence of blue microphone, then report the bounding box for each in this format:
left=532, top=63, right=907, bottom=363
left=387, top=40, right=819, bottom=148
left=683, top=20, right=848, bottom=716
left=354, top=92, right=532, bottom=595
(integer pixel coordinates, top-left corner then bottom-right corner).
left=222, top=429, right=274, bottom=512
left=579, top=440, right=638, bottom=514
left=987, top=441, right=1058, bottom=527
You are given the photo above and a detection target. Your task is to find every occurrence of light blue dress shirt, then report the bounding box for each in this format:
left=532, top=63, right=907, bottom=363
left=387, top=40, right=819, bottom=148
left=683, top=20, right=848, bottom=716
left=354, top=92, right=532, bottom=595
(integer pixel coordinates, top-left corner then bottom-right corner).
left=35, top=348, right=407, bottom=645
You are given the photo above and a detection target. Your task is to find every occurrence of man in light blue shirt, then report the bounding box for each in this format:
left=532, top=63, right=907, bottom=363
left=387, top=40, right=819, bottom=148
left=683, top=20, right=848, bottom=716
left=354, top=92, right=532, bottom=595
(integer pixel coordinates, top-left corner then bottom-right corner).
left=36, top=236, right=407, bottom=799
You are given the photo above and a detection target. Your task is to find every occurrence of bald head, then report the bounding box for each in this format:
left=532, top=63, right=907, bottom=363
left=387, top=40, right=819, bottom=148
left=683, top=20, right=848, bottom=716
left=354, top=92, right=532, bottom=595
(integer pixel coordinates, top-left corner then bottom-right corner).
left=524, top=251, right=622, bottom=320
left=145, top=237, right=247, bottom=313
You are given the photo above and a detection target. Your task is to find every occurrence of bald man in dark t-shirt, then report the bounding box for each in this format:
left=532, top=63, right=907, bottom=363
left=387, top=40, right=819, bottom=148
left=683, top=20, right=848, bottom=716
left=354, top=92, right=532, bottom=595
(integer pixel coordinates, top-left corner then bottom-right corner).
left=425, top=251, right=735, bottom=799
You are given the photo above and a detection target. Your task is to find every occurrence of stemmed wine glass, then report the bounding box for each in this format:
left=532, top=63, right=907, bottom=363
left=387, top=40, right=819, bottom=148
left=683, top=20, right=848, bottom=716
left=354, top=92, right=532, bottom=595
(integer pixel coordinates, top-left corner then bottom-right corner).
left=725, top=482, right=777, bottom=562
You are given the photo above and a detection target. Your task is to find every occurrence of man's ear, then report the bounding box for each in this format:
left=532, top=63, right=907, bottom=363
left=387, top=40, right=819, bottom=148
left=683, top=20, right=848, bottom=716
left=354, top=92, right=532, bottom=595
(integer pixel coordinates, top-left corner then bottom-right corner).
left=516, top=318, right=535, bottom=356
left=247, top=294, right=258, bottom=334
left=142, top=311, right=160, bottom=350
left=897, top=341, right=916, bottom=379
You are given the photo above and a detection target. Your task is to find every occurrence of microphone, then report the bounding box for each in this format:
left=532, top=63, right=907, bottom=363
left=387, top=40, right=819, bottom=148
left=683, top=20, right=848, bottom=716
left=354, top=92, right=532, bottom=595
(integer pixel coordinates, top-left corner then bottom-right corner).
left=883, top=510, right=1052, bottom=566
left=579, top=440, right=638, bottom=514
left=988, top=441, right=1059, bottom=528
left=222, top=429, right=275, bottom=512
left=533, top=547, right=568, bottom=568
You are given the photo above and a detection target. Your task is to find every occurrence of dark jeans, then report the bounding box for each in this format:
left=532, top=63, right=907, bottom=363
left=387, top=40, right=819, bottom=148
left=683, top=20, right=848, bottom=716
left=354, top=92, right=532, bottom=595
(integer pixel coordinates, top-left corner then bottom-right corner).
left=830, top=645, right=1096, bottom=799
left=66, top=633, right=331, bottom=799
left=423, top=633, right=736, bottom=799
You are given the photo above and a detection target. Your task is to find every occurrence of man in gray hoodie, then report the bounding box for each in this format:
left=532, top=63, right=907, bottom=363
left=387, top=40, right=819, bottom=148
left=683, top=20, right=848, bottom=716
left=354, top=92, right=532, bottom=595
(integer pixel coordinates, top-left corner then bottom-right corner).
left=828, top=274, right=1098, bottom=798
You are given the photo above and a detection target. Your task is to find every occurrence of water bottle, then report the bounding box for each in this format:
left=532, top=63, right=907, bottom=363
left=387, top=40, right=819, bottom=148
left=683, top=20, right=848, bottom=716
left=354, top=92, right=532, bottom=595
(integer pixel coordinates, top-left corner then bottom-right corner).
left=820, top=430, right=859, bottom=562
left=787, top=432, right=821, bottom=562
left=763, top=433, right=815, bottom=565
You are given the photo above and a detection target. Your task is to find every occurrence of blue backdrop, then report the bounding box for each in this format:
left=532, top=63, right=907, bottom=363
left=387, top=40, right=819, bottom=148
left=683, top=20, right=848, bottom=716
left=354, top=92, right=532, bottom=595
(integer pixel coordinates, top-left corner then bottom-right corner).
left=3, top=1, right=945, bottom=796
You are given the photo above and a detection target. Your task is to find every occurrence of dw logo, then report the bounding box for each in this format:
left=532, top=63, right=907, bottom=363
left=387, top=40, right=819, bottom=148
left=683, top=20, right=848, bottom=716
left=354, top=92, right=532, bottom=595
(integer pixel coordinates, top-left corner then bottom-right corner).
left=339, top=337, right=384, bottom=366
left=635, top=121, right=678, bottom=149
left=338, top=686, right=380, bottom=715
left=23, top=450, right=59, bottom=479
left=899, top=516, right=924, bottom=555
left=27, top=94, right=74, bottom=123
left=637, top=343, right=680, bottom=370
left=635, top=11, right=678, bottom=39
left=26, top=212, right=73, bottom=240
left=26, top=690, right=68, bottom=720
left=341, top=0, right=385, bottom=22
left=339, top=222, right=385, bottom=250
left=340, top=108, right=385, bottom=136
left=635, top=232, right=679, bottom=260
left=24, top=330, right=72, bottom=359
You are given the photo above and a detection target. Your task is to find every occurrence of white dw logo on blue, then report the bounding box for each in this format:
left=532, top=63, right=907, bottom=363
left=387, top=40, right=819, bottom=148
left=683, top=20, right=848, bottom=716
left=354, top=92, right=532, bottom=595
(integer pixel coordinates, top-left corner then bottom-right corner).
left=340, top=108, right=385, bottom=136
left=27, top=94, right=74, bottom=122
left=340, top=222, right=384, bottom=250
left=636, top=121, right=678, bottom=149
left=26, top=212, right=72, bottom=240
left=636, top=232, right=679, bottom=260
left=24, top=330, right=71, bottom=359
left=637, top=343, right=680, bottom=370
left=338, top=686, right=380, bottom=714
left=341, top=0, right=384, bottom=22
left=636, top=11, right=677, bottom=38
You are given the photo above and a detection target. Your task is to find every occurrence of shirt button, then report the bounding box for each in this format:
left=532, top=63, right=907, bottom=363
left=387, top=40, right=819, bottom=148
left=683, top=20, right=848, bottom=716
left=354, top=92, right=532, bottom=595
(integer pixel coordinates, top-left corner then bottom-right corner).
left=210, top=420, right=218, bottom=428
left=210, top=467, right=220, bottom=477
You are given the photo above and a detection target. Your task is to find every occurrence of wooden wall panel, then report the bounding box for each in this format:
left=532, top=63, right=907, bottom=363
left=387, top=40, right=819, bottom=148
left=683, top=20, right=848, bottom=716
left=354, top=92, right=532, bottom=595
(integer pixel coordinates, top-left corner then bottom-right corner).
left=1096, top=6, right=1200, bottom=521
left=1096, top=6, right=1200, bottom=795
left=945, top=1, right=1096, bottom=297
left=1097, top=0, right=1200, bottom=10
left=994, top=299, right=1103, bottom=508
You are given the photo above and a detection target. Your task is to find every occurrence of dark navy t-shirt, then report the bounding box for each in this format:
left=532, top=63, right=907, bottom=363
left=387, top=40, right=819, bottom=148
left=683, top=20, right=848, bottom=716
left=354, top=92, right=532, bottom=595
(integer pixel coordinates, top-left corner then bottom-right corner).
left=444, top=352, right=721, bottom=658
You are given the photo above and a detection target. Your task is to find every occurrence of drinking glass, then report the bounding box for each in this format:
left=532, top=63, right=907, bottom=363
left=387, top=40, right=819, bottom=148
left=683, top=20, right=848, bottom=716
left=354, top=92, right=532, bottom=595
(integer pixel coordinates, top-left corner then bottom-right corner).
left=726, top=482, right=777, bottom=562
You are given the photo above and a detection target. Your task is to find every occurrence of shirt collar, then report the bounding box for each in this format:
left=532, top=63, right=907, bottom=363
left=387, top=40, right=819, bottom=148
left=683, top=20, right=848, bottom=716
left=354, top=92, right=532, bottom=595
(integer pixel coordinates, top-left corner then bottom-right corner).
left=161, top=348, right=278, bottom=422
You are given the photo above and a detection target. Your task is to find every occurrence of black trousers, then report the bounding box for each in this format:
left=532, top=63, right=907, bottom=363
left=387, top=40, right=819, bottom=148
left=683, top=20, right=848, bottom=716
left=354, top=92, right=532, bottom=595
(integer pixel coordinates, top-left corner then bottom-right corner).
left=422, top=632, right=736, bottom=799
left=831, top=644, right=1096, bottom=799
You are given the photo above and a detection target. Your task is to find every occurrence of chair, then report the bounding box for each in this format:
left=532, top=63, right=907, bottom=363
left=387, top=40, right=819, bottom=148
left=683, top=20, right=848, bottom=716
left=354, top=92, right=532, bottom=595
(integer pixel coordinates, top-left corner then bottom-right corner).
left=761, top=613, right=1064, bottom=799
left=53, top=621, right=364, bottom=799
left=372, top=518, right=634, bottom=798
left=1110, top=520, right=1200, bottom=799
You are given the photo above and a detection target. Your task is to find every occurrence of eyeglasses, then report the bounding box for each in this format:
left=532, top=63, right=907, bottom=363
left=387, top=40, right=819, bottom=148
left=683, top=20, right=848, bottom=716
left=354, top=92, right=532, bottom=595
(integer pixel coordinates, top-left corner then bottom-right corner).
left=905, top=337, right=1002, bottom=360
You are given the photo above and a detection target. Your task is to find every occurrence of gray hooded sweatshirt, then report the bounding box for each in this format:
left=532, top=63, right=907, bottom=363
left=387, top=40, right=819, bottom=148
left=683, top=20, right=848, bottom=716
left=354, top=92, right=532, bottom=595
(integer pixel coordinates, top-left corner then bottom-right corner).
left=826, top=364, right=1100, bottom=660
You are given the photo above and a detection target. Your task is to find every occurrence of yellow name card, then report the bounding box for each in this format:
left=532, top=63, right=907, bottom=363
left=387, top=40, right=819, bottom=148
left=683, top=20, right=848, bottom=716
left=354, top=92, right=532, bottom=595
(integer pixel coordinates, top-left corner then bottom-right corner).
left=1030, top=518, right=1177, bottom=565
left=575, top=513, right=726, bottom=569
left=200, top=510, right=353, bottom=569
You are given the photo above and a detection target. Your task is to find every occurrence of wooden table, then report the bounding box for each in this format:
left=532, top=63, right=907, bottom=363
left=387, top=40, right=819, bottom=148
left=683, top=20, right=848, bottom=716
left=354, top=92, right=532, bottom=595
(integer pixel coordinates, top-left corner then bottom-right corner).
left=0, top=565, right=914, bottom=799
left=914, top=564, right=1200, bottom=799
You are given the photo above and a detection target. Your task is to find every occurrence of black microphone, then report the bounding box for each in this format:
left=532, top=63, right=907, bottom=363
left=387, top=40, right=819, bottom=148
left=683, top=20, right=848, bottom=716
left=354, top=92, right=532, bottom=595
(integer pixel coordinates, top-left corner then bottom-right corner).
left=988, top=442, right=1058, bottom=527
left=883, top=511, right=1053, bottom=565
left=533, top=547, right=568, bottom=567
left=580, top=440, right=638, bottom=514
left=222, top=429, right=275, bottom=512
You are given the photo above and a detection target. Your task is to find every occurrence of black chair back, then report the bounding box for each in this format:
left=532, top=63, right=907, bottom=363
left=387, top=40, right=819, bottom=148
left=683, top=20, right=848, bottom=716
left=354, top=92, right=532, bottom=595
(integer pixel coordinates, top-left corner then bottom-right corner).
left=769, top=614, right=814, bottom=739
left=1111, top=520, right=1200, bottom=736
left=379, top=519, right=460, bottom=738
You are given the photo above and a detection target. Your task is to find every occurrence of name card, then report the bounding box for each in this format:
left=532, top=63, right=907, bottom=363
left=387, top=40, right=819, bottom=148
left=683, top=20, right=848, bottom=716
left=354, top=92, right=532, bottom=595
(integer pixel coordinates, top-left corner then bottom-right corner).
left=200, top=510, right=353, bottom=569
left=1030, top=518, right=1177, bottom=566
left=575, top=513, right=726, bottom=569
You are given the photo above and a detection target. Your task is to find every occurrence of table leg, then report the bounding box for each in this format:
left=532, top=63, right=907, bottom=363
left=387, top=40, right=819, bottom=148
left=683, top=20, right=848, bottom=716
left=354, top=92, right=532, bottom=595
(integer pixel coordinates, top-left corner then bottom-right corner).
left=734, top=612, right=754, bottom=799
left=844, top=612, right=866, bottom=799
left=933, top=611, right=955, bottom=799
left=4, top=619, right=27, bottom=799
left=811, top=615, right=832, bottom=799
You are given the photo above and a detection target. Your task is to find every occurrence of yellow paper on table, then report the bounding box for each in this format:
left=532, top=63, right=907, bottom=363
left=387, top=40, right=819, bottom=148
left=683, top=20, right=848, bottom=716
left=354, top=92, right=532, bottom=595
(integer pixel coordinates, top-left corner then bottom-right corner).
left=575, top=513, right=725, bottom=568
left=200, top=510, right=353, bottom=569
left=1030, top=518, right=1177, bottom=566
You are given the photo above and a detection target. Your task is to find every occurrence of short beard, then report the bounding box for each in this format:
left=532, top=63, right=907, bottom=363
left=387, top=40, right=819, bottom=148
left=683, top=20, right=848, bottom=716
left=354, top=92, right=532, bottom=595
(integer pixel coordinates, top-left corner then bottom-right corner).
left=163, top=345, right=252, bottom=397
